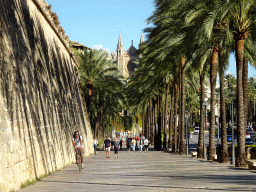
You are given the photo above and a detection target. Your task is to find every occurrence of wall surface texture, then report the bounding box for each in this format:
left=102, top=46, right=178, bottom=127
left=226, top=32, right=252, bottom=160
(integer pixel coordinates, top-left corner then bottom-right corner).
left=0, top=0, right=93, bottom=191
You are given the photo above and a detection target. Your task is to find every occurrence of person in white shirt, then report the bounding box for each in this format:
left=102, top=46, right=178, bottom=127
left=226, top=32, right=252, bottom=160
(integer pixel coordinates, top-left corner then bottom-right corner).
left=72, top=131, right=84, bottom=168
left=144, top=138, right=149, bottom=153
left=93, top=137, right=98, bottom=155
left=131, top=138, right=136, bottom=152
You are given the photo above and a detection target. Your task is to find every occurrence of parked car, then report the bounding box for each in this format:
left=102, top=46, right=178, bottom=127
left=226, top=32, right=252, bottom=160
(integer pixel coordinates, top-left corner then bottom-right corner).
left=194, top=127, right=199, bottom=134
left=227, top=134, right=237, bottom=142
left=246, top=133, right=251, bottom=138
left=246, top=126, right=253, bottom=132
left=227, top=135, right=232, bottom=142
left=245, top=138, right=254, bottom=145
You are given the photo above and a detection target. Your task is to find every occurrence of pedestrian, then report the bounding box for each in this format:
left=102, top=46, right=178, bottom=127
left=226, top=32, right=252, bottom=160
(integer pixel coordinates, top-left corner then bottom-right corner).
left=144, top=138, right=149, bottom=153
left=111, top=138, right=115, bottom=150
left=72, top=131, right=84, bottom=169
left=113, top=138, right=120, bottom=158
left=131, top=137, right=136, bottom=152
left=120, top=137, right=123, bottom=150
left=127, top=137, right=131, bottom=153
left=104, top=136, right=111, bottom=158
left=139, top=139, right=143, bottom=153
left=93, top=137, right=98, bottom=155
left=141, top=135, right=145, bottom=143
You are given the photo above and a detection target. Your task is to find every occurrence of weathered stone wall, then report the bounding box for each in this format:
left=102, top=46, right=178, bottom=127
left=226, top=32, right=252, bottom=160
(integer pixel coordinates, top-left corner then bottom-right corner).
left=0, top=0, right=94, bottom=191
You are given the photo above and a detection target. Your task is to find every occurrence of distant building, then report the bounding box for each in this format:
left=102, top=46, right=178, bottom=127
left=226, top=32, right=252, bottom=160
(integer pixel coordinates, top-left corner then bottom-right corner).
left=106, top=33, right=144, bottom=79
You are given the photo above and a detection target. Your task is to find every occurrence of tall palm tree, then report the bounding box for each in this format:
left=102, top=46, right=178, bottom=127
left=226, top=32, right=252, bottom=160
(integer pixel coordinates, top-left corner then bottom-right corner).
left=77, top=49, right=124, bottom=137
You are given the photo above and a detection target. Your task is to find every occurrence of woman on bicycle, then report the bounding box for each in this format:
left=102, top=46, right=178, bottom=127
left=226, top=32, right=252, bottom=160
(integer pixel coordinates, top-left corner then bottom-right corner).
left=72, top=131, right=84, bottom=169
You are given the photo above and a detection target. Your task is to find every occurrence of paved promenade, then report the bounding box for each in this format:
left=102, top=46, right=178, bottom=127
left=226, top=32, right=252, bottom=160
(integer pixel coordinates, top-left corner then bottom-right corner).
left=19, top=147, right=256, bottom=192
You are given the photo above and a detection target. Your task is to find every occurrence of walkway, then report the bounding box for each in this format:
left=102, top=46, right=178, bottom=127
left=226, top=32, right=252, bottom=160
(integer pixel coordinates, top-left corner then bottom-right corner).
left=19, top=147, right=256, bottom=192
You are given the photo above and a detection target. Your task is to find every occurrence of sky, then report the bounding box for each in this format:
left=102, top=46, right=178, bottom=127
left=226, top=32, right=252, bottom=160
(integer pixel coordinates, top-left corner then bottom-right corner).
left=46, top=0, right=256, bottom=78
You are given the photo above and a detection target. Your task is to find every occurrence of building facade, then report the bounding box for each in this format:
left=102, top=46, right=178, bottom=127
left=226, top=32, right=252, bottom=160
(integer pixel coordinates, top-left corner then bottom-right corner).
left=107, top=33, right=144, bottom=79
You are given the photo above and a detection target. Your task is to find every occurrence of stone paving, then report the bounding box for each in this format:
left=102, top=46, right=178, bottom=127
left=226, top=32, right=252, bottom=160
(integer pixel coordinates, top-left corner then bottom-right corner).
left=18, top=146, right=256, bottom=192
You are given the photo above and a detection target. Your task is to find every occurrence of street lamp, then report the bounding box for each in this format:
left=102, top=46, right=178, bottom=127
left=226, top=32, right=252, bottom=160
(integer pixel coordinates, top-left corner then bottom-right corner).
left=202, top=101, right=207, bottom=159
left=230, top=90, right=235, bottom=165
left=185, top=110, right=189, bottom=155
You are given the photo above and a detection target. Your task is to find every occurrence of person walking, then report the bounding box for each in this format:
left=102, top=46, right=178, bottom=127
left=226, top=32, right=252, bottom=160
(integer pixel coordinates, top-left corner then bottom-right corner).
left=144, top=138, right=149, bottom=153
left=104, top=136, right=111, bottom=158
left=131, top=137, right=136, bottom=153
left=120, top=137, right=123, bottom=150
left=126, top=137, right=131, bottom=153
left=113, top=138, right=120, bottom=158
left=93, top=137, right=98, bottom=155
left=139, top=139, right=143, bottom=153
left=72, top=131, right=84, bottom=169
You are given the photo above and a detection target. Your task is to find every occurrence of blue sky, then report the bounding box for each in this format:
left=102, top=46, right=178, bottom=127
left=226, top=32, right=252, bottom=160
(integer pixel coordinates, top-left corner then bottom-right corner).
left=46, top=0, right=256, bottom=78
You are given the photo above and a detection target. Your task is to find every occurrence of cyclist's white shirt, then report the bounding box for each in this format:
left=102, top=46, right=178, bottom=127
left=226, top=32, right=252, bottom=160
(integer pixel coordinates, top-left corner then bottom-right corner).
left=144, top=139, right=149, bottom=145
left=73, top=136, right=83, bottom=148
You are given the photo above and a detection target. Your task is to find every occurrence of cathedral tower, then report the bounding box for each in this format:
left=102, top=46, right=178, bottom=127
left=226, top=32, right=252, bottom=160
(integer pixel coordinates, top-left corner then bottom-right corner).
left=117, top=34, right=124, bottom=74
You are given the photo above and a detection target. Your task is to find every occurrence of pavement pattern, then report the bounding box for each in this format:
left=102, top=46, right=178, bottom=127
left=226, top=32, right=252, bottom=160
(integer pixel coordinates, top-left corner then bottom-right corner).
left=18, top=146, right=256, bottom=192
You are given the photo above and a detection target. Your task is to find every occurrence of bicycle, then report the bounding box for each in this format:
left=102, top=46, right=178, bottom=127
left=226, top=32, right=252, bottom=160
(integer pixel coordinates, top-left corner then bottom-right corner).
left=75, top=148, right=82, bottom=172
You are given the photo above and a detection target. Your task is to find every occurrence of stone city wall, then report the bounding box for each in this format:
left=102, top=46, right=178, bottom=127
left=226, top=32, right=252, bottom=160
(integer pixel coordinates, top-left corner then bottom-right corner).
left=0, top=0, right=93, bottom=191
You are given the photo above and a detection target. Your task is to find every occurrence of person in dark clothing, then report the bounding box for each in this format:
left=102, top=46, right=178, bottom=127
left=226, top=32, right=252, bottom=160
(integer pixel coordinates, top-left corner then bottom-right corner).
left=113, top=138, right=120, bottom=158
left=127, top=137, right=131, bottom=153
left=119, top=137, right=123, bottom=150
left=104, top=136, right=111, bottom=158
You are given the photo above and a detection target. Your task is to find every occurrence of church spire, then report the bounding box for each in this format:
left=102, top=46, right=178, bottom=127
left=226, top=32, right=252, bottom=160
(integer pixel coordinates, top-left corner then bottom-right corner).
left=140, top=33, right=144, bottom=44
left=118, top=33, right=123, bottom=46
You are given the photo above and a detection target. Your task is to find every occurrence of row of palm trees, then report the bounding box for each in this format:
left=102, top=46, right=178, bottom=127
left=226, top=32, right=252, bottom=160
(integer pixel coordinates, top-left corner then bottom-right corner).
left=126, top=0, right=256, bottom=167
left=74, top=0, right=256, bottom=168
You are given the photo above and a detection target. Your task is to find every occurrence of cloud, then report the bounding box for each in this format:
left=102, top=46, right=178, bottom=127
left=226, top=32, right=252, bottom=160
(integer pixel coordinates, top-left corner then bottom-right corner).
left=92, top=44, right=104, bottom=50
left=92, top=44, right=116, bottom=53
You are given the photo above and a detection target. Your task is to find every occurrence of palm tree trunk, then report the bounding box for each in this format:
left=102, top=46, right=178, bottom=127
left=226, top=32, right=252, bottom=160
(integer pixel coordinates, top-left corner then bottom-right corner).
left=173, top=80, right=179, bottom=153
left=144, top=102, right=149, bottom=138
left=168, top=89, right=174, bottom=149
left=150, top=99, right=154, bottom=145
left=243, top=58, right=248, bottom=128
left=153, top=99, right=157, bottom=147
left=179, top=56, right=186, bottom=154
left=163, top=82, right=170, bottom=150
left=208, top=46, right=218, bottom=161
left=157, top=95, right=162, bottom=150
left=197, top=71, right=205, bottom=158
left=219, top=50, right=228, bottom=163
left=235, top=37, right=246, bottom=167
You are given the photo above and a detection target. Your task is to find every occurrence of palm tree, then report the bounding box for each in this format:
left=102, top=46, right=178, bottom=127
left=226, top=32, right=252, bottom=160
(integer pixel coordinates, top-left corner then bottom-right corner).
left=77, top=49, right=124, bottom=137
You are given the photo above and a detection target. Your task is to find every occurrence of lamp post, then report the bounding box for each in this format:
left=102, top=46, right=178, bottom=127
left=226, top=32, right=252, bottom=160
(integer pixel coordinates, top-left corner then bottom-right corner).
left=202, top=101, right=207, bottom=159
left=230, top=90, right=235, bottom=165
left=185, top=111, right=189, bottom=155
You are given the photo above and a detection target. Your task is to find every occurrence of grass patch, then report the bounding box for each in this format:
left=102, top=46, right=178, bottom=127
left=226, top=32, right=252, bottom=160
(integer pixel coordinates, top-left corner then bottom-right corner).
left=20, top=171, right=55, bottom=188
left=97, top=137, right=104, bottom=150
left=245, top=144, right=256, bottom=148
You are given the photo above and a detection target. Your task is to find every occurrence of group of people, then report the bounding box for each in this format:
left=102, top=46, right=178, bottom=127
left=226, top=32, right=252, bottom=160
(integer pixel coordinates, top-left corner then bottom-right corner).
left=126, top=135, right=149, bottom=153
left=103, top=136, right=121, bottom=158
left=102, top=134, right=150, bottom=158
left=72, top=131, right=150, bottom=167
